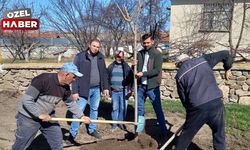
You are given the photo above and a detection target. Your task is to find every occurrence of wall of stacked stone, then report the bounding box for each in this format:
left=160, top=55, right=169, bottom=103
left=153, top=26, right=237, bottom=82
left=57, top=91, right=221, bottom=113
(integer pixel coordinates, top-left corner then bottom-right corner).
left=1, top=64, right=250, bottom=104
left=160, top=68, right=250, bottom=105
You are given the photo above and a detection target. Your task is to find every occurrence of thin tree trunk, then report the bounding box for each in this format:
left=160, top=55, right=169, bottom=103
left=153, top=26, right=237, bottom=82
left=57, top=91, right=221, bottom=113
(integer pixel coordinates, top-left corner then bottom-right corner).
left=235, top=0, right=246, bottom=51
left=228, top=0, right=235, bottom=57
left=133, top=28, right=138, bottom=127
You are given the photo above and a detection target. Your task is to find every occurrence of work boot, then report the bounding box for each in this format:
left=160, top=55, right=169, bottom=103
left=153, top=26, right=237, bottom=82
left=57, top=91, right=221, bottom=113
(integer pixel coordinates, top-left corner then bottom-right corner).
left=89, top=130, right=102, bottom=139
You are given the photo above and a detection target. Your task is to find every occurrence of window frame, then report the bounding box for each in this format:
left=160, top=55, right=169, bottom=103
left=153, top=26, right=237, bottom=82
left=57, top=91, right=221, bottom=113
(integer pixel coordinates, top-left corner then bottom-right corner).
left=199, top=3, right=233, bottom=33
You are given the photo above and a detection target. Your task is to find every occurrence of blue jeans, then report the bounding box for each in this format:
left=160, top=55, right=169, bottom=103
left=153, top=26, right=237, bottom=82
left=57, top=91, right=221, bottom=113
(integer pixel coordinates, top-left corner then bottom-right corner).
left=70, top=86, right=101, bottom=137
left=111, top=90, right=128, bottom=128
left=137, top=85, right=168, bottom=132
left=12, top=113, right=63, bottom=150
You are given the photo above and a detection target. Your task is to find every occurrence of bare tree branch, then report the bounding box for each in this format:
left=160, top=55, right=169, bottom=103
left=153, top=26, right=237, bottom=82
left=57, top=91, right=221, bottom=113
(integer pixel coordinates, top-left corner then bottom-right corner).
left=235, top=0, right=246, bottom=51
left=47, top=0, right=104, bottom=51
left=1, top=1, right=47, bottom=62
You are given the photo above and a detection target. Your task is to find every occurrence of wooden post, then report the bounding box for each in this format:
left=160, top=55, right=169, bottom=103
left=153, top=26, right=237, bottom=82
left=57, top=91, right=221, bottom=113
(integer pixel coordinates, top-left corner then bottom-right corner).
left=116, top=1, right=144, bottom=134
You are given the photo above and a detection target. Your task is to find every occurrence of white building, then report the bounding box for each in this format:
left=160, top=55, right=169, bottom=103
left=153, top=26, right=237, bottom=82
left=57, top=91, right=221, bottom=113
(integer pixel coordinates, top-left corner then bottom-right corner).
left=170, top=0, right=250, bottom=55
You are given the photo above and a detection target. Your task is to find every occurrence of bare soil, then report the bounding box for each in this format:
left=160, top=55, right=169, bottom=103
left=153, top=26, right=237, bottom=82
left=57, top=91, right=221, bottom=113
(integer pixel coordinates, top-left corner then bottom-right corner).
left=0, top=90, right=248, bottom=150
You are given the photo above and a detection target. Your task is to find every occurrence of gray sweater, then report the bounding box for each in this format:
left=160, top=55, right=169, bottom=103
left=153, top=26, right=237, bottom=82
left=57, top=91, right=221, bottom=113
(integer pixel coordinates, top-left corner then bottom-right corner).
left=18, top=73, right=83, bottom=119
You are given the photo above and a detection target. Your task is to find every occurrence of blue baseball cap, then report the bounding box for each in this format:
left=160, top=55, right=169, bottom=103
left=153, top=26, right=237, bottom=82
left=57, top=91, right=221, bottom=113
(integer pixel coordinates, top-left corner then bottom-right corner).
left=61, top=63, right=83, bottom=77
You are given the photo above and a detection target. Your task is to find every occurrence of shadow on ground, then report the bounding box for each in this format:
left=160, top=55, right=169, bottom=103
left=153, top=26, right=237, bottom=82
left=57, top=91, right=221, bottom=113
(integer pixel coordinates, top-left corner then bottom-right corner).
left=144, top=119, right=202, bottom=150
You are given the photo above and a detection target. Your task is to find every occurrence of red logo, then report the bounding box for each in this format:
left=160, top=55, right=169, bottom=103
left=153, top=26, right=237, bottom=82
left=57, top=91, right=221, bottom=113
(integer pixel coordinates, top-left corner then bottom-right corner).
left=1, top=18, right=39, bottom=30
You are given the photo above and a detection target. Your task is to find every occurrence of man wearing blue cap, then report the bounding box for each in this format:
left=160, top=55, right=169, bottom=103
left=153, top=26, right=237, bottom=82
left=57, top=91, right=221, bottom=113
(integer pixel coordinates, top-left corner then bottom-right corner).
left=12, top=63, right=91, bottom=150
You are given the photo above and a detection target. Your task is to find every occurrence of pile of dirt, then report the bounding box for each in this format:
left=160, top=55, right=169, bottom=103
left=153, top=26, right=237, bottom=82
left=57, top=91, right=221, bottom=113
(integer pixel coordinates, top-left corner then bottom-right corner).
left=78, top=133, right=158, bottom=150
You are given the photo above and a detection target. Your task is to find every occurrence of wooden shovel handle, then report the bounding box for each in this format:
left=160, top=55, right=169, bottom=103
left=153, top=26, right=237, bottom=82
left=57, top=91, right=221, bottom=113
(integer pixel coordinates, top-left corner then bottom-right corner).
left=159, top=124, right=184, bottom=150
left=50, top=117, right=137, bottom=125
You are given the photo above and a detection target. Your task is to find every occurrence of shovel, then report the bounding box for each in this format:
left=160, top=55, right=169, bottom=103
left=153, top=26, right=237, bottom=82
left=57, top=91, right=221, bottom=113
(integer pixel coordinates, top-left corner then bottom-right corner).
left=159, top=124, right=184, bottom=150
left=50, top=117, right=137, bottom=125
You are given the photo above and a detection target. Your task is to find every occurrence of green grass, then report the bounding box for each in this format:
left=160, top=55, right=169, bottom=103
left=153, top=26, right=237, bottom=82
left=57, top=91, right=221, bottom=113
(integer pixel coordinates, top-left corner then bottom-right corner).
left=225, top=104, right=250, bottom=139
left=128, top=99, right=185, bottom=117
left=144, top=99, right=186, bottom=117
left=161, top=100, right=186, bottom=115
left=225, top=104, right=250, bottom=130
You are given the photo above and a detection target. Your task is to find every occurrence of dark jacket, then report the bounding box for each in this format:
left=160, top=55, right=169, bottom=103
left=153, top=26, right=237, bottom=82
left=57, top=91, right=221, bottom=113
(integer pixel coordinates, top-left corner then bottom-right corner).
left=175, top=50, right=233, bottom=110
left=107, top=61, right=134, bottom=91
left=137, top=47, right=163, bottom=89
left=72, top=50, right=109, bottom=98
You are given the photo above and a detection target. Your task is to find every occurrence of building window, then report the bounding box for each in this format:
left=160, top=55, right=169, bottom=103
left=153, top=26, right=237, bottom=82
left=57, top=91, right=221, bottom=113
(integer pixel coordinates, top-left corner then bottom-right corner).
left=200, top=3, right=233, bottom=32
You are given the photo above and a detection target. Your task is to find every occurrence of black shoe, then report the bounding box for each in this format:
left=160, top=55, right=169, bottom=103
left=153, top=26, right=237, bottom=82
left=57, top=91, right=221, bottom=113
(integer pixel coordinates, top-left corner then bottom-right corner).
left=65, top=134, right=79, bottom=145
left=89, top=130, right=102, bottom=139
left=160, top=130, right=170, bottom=139
left=118, top=124, right=128, bottom=131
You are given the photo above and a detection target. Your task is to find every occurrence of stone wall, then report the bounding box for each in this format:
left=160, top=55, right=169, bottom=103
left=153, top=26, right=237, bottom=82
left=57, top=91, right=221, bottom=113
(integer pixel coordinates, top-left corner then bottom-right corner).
left=1, top=63, right=250, bottom=104
left=160, top=68, right=250, bottom=105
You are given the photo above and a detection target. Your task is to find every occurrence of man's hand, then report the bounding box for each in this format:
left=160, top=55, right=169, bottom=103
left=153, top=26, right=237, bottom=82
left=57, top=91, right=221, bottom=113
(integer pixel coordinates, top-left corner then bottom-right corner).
left=131, top=58, right=137, bottom=66
left=225, top=70, right=233, bottom=80
left=127, top=90, right=134, bottom=98
left=102, top=89, right=110, bottom=97
left=81, top=116, right=91, bottom=124
left=39, top=114, right=51, bottom=122
left=135, top=72, right=143, bottom=78
left=71, top=93, right=79, bottom=101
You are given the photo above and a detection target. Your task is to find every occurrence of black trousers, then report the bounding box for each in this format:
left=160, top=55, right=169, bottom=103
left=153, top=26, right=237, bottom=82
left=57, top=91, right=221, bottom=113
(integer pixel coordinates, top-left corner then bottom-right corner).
left=176, top=99, right=225, bottom=150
